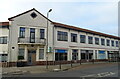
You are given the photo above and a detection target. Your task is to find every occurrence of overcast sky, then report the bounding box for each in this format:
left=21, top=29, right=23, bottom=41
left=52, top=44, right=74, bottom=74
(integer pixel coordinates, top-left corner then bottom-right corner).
left=0, top=0, right=119, bottom=36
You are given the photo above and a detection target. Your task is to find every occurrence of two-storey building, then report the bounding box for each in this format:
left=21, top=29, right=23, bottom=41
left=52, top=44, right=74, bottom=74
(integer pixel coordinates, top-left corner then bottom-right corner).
left=0, top=8, right=119, bottom=66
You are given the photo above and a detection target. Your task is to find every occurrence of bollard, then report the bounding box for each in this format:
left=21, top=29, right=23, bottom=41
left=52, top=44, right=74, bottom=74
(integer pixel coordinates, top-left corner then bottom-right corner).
left=92, top=59, right=94, bottom=64
left=53, top=61, right=55, bottom=65
left=59, top=61, right=61, bottom=69
left=46, top=61, right=48, bottom=69
left=71, top=60, right=72, bottom=67
left=80, top=60, right=81, bottom=65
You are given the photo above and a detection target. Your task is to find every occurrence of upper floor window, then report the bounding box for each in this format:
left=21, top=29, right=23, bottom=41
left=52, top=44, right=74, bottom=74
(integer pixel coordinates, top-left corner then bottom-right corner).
left=95, top=37, right=99, bottom=45
left=19, top=27, right=25, bottom=38
left=116, top=41, right=119, bottom=47
left=40, top=29, right=45, bottom=39
left=57, top=31, right=68, bottom=41
left=111, top=40, right=114, bottom=47
left=30, top=28, right=35, bottom=43
left=71, top=33, right=77, bottom=42
left=107, top=39, right=110, bottom=46
left=0, top=37, right=7, bottom=44
left=88, top=36, right=93, bottom=44
left=101, top=38, right=105, bottom=45
left=80, top=35, right=86, bottom=43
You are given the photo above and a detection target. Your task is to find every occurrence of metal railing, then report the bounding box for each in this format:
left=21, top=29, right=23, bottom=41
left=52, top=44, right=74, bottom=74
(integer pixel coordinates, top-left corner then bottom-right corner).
left=18, top=37, right=46, bottom=44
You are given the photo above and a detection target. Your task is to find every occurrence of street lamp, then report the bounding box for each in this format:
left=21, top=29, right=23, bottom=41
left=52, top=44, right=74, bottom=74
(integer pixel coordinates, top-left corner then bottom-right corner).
left=46, top=9, right=52, bottom=69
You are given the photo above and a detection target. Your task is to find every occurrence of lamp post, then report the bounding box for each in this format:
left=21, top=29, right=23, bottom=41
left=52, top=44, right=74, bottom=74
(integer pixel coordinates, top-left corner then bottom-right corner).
left=46, top=9, right=52, bottom=69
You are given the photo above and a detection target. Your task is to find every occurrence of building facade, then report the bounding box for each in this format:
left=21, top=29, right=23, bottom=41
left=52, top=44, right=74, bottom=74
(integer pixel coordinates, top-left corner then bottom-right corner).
left=0, top=8, right=119, bottom=66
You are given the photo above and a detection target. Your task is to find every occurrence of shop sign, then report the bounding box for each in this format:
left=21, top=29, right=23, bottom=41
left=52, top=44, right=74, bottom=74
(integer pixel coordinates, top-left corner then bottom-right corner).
left=99, top=51, right=105, bottom=54
left=55, top=49, right=67, bottom=53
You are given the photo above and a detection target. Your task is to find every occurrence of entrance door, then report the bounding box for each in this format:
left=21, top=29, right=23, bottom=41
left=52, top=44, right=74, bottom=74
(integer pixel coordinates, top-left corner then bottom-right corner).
left=81, top=50, right=93, bottom=61
left=28, top=50, right=36, bottom=65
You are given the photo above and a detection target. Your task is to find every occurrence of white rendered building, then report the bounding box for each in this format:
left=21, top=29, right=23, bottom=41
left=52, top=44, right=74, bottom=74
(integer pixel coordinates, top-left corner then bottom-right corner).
left=0, top=8, right=119, bottom=66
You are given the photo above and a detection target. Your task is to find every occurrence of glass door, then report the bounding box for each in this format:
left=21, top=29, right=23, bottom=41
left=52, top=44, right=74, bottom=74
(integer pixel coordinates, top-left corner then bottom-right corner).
left=30, top=28, right=35, bottom=43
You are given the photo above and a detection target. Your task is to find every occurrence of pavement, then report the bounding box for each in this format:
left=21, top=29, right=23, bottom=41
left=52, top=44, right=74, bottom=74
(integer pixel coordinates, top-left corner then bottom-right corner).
left=1, top=61, right=116, bottom=75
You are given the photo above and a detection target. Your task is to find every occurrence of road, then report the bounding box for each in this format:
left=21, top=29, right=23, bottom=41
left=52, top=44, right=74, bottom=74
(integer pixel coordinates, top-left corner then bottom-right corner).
left=2, top=62, right=120, bottom=78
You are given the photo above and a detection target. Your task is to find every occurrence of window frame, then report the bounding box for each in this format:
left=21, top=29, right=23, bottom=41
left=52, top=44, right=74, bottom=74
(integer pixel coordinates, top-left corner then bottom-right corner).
left=39, top=48, right=44, bottom=59
left=0, top=37, right=7, bottom=44
left=116, top=41, right=119, bottom=47
left=72, top=49, right=78, bottom=60
left=95, top=37, right=99, bottom=45
left=19, top=27, right=25, bottom=38
left=106, top=39, right=110, bottom=46
left=0, top=54, right=8, bottom=62
left=101, top=38, right=105, bottom=46
left=57, top=31, right=68, bottom=41
left=88, top=36, right=93, bottom=44
left=71, top=33, right=77, bottom=42
left=18, top=48, right=25, bottom=60
left=30, top=28, right=35, bottom=43
left=111, top=40, right=114, bottom=47
left=40, top=29, right=45, bottom=39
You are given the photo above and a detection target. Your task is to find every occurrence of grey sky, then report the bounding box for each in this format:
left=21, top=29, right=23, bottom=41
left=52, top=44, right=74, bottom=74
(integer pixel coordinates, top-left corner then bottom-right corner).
left=0, top=0, right=119, bottom=36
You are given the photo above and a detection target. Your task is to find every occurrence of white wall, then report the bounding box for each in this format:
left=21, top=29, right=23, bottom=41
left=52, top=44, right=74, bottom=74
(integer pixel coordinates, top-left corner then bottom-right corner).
left=0, top=28, right=9, bottom=54
left=54, top=26, right=119, bottom=53
left=9, top=9, right=54, bottom=62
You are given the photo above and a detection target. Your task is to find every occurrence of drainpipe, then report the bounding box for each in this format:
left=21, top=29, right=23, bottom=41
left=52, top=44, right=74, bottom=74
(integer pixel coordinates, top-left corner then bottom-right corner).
left=8, top=22, right=11, bottom=67
left=53, top=25, right=55, bottom=65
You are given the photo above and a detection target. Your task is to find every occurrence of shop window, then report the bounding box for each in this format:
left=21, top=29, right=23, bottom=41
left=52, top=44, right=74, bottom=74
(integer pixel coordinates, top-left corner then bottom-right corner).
left=81, top=50, right=86, bottom=59
left=98, top=51, right=106, bottom=59
left=72, top=49, right=78, bottom=60
left=81, top=50, right=93, bottom=60
left=18, top=48, right=24, bottom=60
left=39, top=49, right=44, bottom=59
left=55, top=49, right=67, bottom=61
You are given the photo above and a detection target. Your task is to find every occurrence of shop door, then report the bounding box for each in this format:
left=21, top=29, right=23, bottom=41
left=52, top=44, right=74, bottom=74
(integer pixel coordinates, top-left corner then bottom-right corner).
left=28, top=50, right=36, bottom=65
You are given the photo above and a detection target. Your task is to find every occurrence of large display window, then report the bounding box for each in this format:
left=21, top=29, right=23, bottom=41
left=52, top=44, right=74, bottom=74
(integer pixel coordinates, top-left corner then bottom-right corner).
left=98, top=51, right=106, bottom=59
left=55, top=49, right=67, bottom=61
left=81, top=50, right=93, bottom=60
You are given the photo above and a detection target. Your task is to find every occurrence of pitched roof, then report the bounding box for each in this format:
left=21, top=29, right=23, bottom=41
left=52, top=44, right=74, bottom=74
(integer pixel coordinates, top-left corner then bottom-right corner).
left=8, top=8, right=119, bottom=40
left=53, top=22, right=120, bottom=39
left=8, top=8, right=52, bottom=22
left=0, top=22, right=9, bottom=26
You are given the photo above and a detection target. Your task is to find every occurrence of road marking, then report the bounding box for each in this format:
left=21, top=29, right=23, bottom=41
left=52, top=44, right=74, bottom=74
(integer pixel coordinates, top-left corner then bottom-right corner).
left=82, top=72, right=115, bottom=77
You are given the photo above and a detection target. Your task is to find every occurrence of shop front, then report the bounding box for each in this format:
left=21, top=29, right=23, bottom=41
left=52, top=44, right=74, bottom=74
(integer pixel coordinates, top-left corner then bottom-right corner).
left=108, top=51, right=119, bottom=62
left=72, top=49, right=78, bottom=60
left=55, top=49, right=68, bottom=61
left=98, top=50, right=106, bottom=59
left=81, top=50, right=93, bottom=61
